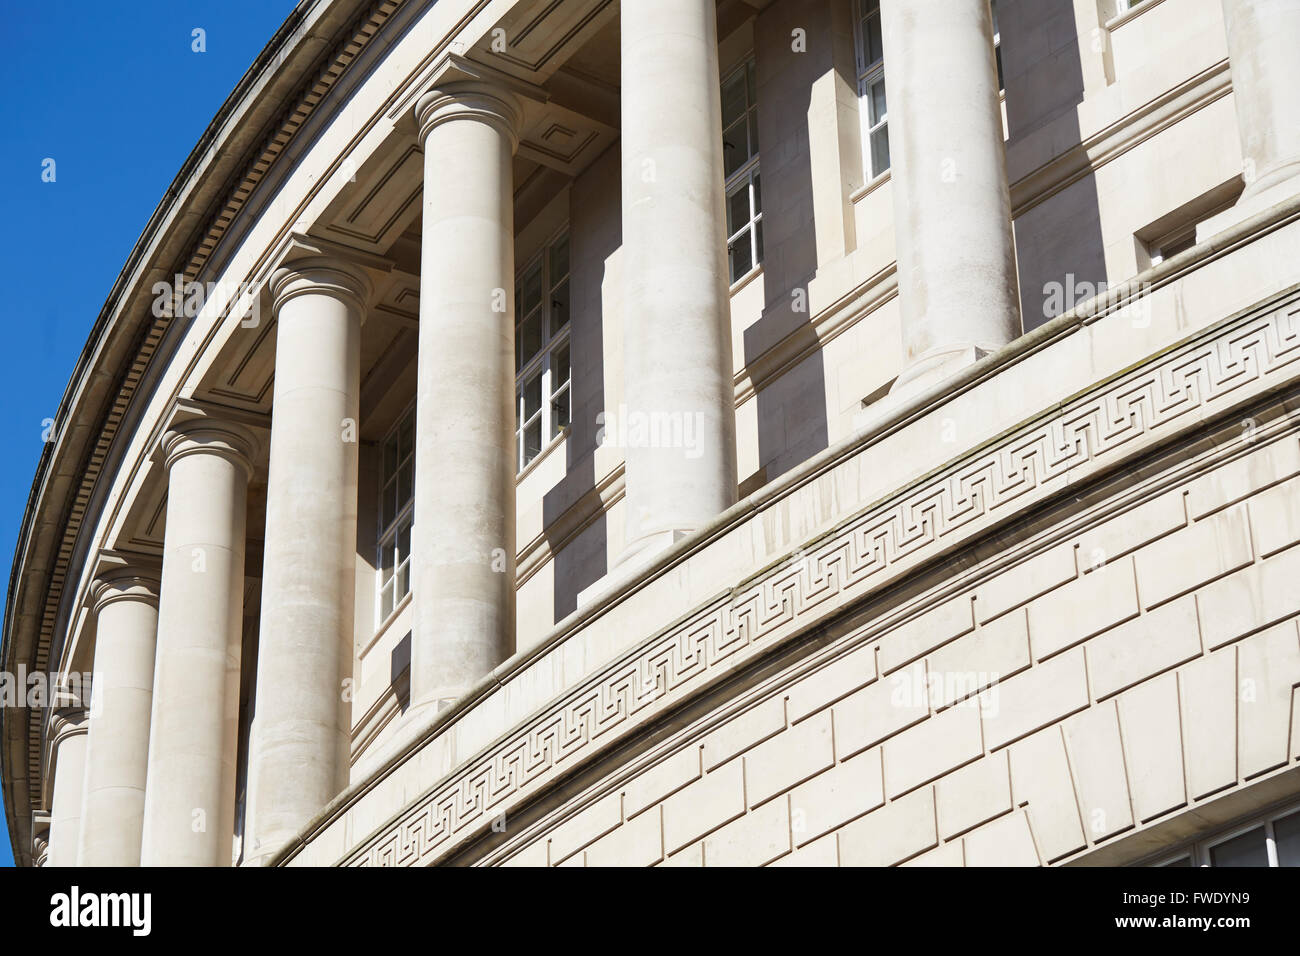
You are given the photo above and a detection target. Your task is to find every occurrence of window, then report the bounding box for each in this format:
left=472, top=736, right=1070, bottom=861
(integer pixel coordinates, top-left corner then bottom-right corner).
left=1149, top=227, right=1196, bottom=265
left=722, top=57, right=763, bottom=284
left=515, top=232, right=572, bottom=471
left=1152, top=802, right=1300, bottom=867
left=992, top=0, right=1004, bottom=92
left=377, top=404, right=415, bottom=624
left=854, top=0, right=890, bottom=179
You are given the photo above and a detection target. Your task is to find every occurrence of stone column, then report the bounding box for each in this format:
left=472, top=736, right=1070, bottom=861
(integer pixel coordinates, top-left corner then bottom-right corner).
left=409, top=82, right=520, bottom=710
left=619, top=0, right=738, bottom=563
left=141, top=420, right=254, bottom=867
left=881, top=0, right=1021, bottom=397
left=244, top=258, right=368, bottom=865
left=46, top=708, right=88, bottom=867
left=78, top=565, right=160, bottom=866
left=1222, top=0, right=1300, bottom=201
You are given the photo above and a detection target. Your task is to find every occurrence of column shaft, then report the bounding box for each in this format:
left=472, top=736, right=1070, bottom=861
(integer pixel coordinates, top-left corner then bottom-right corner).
left=881, top=0, right=1020, bottom=394
left=619, top=0, right=738, bottom=559
left=1221, top=0, right=1300, bottom=198
left=410, top=83, right=519, bottom=708
left=245, top=260, right=367, bottom=863
left=141, top=423, right=252, bottom=866
left=47, top=710, right=88, bottom=867
left=78, top=569, right=159, bottom=866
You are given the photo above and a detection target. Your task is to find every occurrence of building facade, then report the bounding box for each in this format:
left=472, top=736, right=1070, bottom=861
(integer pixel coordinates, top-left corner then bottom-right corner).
left=5, top=0, right=1300, bottom=868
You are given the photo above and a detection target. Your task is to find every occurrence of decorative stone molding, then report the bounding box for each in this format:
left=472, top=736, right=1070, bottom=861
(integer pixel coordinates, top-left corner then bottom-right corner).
left=415, top=81, right=525, bottom=150
left=48, top=706, right=88, bottom=751
left=89, top=561, right=161, bottom=615
left=270, top=257, right=375, bottom=320
left=161, top=419, right=257, bottom=482
left=30, top=811, right=49, bottom=868
left=324, top=290, right=1300, bottom=868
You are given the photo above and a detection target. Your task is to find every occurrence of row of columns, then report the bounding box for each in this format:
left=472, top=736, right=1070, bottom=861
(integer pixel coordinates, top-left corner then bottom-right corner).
left=40, top=0, right=1300, bottom=866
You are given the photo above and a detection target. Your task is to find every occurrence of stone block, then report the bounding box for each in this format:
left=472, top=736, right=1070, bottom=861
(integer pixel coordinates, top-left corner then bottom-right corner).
left=1086, top=596, right=1202, bottom=700
left=1135, top=504, right=1253, bottom=608
left=745, top=710, right=836, bottom=807
left=1027, top=558, right=1139, bottom=660
left=936, top=752, right=1013, bottom=840
left=789, top=748, right=884, bottom=846
left=662, top=759, right=746, bottom=853
left=883, top=704, right=983, bottom=798
left=982, top=648, right=1090, bottom=750
left=837, top=787, right=938, bottom=866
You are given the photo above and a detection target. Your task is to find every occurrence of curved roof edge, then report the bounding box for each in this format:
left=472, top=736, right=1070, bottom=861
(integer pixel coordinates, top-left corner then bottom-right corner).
left=1, top=0, right=403, bottom=866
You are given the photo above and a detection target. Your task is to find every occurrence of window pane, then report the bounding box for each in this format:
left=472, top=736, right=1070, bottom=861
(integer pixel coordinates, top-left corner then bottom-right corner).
left=398, top=518, right=411, bottom=565
left=868, top=76, right=887, bottom=125
left=755, top=218, right=764, bottom=265
left=380, top=538, right=395, bottom=585
left=524, top=371, right=543, bottom=420
left=396, top=520, right=412, bottom=601
left=721, top=70, right=747, bottom=129
left=519, top=311, right=542, bottom=369
left=753, top=172, right=762, bottom=215
left=524, top=419, right=543, bottom=465
left=863, top=8, right=884, bottom=64
left=521, top=263, right=543, bottom=316
left=748, top=110, right=759, bottom=156
left=382, top=479, right=397, bottom=529
left=554, top=342, right=571, bottom=387
left=1209, top=827, right=1269, bottom=867
left=380, top=581, right=394, bottom=622
left=871, top=124, right=891, bottom=176
left=1274, top=810, right=1300, bottom=866
left=383, top=434, right=398, bottom=481
left=552, top=388, right=570, bottom=438
left=397, top=466, right=413, bottom=517
left=399, top=411, right=414, bottom=462
left=727, top=184, right=750, bottom=238
left=729, top=227, right=753, bottom=283
left=551, top=235, right=569, bottom=281
left=747, top=60, right=757, bottom=105
left=550, top=277, right=570, bottom=336
left=723, top=118, right=749, bottom=179
left=397, top=560, right=410, bottom=604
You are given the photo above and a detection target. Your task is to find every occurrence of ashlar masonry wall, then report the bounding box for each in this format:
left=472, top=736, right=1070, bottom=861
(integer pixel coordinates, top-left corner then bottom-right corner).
left=486, top=353, right=1300, bottom=867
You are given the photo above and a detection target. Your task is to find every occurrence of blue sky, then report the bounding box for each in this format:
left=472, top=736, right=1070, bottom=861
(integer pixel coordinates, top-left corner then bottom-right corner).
left=0, top=0, right=301, bottom=868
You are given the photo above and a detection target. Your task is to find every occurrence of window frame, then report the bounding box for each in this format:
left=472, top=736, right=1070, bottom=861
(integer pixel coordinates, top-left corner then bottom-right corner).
left=853, top=0, right=890, bottom=181
left=1150, top=799, right=1300, bottom=867
left=514, top=229, right=572, bottom=473
left=375, top=402, right=416, bottom=628
left=721, top=56, right=763, bottom=285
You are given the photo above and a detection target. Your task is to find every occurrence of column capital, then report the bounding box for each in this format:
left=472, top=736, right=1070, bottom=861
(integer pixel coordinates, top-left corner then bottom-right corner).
left=270, top=255, right=373, bottom=318
left=90, top=565, right=161, bottom=614
left=31, top=811, right=50, bottom=868
left=415, top=80, right=523, bottom=150
left=161, top=418, right=258, bottom=479
left=49, top=706, right=89, bottom=745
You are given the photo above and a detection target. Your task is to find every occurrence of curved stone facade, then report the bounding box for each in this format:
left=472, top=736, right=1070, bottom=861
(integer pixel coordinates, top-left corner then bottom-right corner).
left=5, top=0, right=1300, bottom=868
